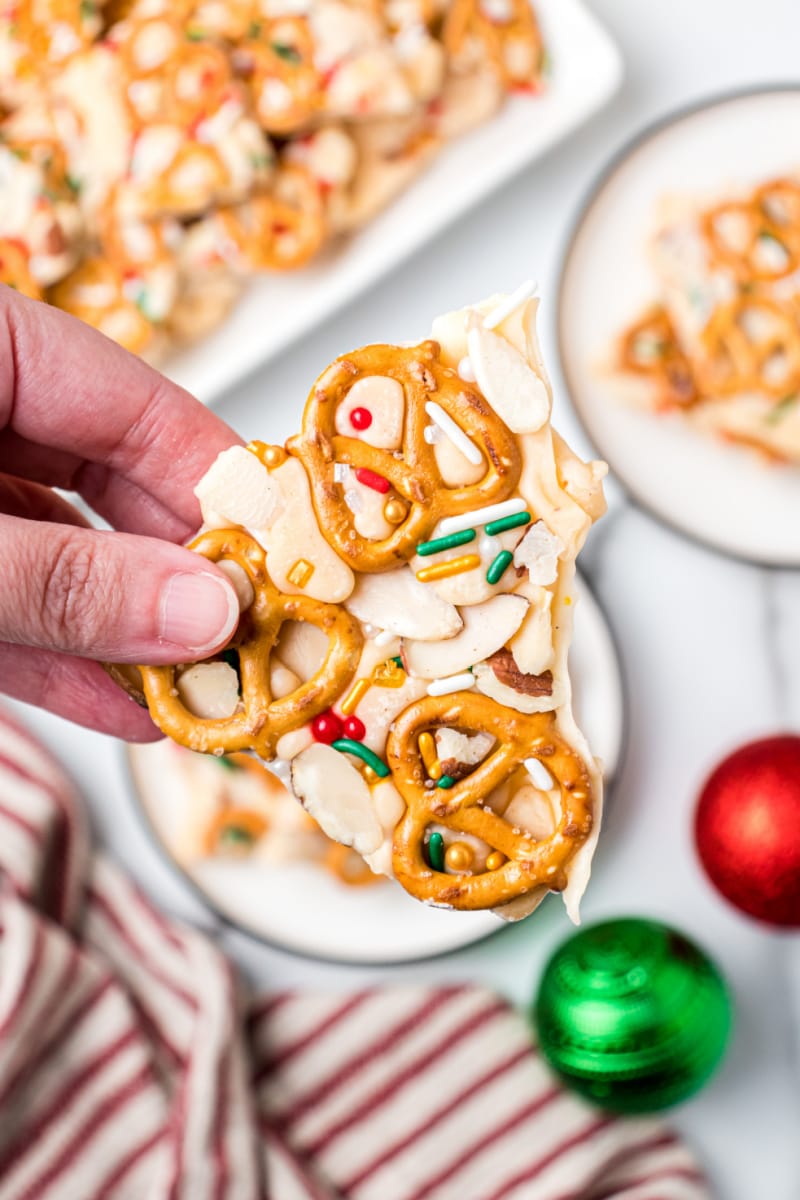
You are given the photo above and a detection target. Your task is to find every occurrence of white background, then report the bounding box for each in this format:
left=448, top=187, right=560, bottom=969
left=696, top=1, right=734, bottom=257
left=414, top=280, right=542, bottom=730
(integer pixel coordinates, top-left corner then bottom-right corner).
left=9, top=2, right=800, bottom=1197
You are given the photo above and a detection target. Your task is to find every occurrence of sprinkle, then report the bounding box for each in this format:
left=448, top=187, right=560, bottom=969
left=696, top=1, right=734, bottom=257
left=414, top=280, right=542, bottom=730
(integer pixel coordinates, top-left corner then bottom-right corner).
left=340, top=677, right=370, bottom=715
left=439, top=497, right=527, bottom=537
left=524, top=757, right=554, bottom=790
left=355, top=467, right=390, bottom=493
left=424, top=401, right=482, bottom=465
left=373, top=659, right=406, bottom=687
left=485, top=850, right=507, bottom=871
left=416, top=554, right=481, bottom=583
left=332, top=739, right=390, bottom=777
left=247, top=440, right=286, bottom=469
left=287, top=558, right=314, bottom=587
left=333, top=462, right=350, bottom=483
left=445, top=842, right=474, bottom=871
left=437, top=775, right=456, bottom=789
left=343, top=715, right=366, bottom=740
left=457, top=355, right=476, bottom=382
left=427, top=672, right=476, bottom=697
left=349, top=406, right=372, bottom=430
left=483, top=279, right=538, bottom=330
left=384, top=499, right=407, bottom=524
left=312, top=711, right=344, bottom=744
left=374, top=630, right=396, bottom=647
left=484, top=510, right=532, bottom=536
left=391, top=656, right=403, bottom=667
left=426, top=831, right=445, bottom=870
left=416, top=529, right=476, bottom=557
left=486, top=549, right=514, bottom=585
left=418, top=732, right=442, bottom=780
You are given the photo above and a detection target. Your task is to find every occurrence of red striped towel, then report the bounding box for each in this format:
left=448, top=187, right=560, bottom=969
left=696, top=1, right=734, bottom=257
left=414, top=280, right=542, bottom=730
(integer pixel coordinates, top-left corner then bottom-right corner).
left=0, top=707, right=712, bottom=1200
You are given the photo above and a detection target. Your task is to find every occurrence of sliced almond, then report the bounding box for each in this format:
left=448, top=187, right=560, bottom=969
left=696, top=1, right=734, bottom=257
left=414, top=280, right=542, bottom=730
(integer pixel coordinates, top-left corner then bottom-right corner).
left=510, top=584, right=554, bottom=676
left=513, top=521, right=563, bottom=586
left=217, top=559, right=255, bottom=610
left=345, top=566, right=462, bottom=641
left=467, top=316, right=550, bottom=433
left=195, top=445, right=280, bottom=530
left=177, top=662, right=239, bottom=720
left=402, top=594, right=527, bottom=679
left=434, top=729, right=494, bottom=767
left=291, top=743, right=382, bottom=856
left=472, top=659, right=565, bottom=715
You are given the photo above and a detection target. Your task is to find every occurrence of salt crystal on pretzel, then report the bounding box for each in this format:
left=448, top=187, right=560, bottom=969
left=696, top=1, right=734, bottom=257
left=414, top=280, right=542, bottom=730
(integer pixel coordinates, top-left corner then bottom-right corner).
left=119, top=289, right=606, bottom=923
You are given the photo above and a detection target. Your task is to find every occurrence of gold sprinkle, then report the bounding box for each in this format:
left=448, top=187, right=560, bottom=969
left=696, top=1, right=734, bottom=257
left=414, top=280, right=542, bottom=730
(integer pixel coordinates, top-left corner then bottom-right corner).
left=287, top=558, right=314, bottom=588
left=372, top=659, right=406, bottom=688
left=418, top=732, right=442, bottom=781
left=416, top=554, right=481, bottom=583
left=384, top=498, right=407, bottom=525
left=248, top=440, right=286, bottom=469
left=485, top=851, right=507, bottom=872
left=341, top=677, right=370, bottom=716
left=445, top=842, right=474, bottom=872
left=564, top=596, right=572, bottom=606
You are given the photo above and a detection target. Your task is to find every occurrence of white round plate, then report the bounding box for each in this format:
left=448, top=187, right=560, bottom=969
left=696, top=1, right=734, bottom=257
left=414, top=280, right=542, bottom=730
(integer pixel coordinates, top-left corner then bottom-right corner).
left=127, top=576, right=624, bottom=964
left=558, top=87, right=800, bottom=565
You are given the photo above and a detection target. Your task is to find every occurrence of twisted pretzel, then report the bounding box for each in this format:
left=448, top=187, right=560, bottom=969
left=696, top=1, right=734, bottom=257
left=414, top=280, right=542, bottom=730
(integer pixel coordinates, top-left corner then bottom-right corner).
left=697, top=295, right=800, bottom=400
left=387, top=692, right=593, bottom=910
left=443, top=0, right=545, bottom=89
left=288, top=340, right=522, bottom=572
left=702, top=178, right=800, bottom=283
left=49, top=257, right=157, bottom=356
left=139, top=529, right=363, bottom=758
left=218, top=165, right=325, bottom=271
left=233, top=18, right=322, bottom=134
left=618, top=305, right=697, bottom=408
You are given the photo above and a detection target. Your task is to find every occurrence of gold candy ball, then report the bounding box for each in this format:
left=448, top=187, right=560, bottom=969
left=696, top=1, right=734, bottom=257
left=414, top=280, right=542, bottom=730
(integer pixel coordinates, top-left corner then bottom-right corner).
left=384, top=499, right=407, bottom=525
left=248, top=440, right=286, bottom=469
left=485, top=851, right=507, bottom=872
left=445, top=842, right=474, bottom=873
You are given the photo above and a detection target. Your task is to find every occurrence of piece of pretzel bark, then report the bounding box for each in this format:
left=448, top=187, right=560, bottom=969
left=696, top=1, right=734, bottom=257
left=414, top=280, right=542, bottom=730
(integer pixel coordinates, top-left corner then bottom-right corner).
left=138, top=528, right=363, bottom=758
left=387, top=691, right=594, bottom=910
left=287, top=340, right=522, bottom=572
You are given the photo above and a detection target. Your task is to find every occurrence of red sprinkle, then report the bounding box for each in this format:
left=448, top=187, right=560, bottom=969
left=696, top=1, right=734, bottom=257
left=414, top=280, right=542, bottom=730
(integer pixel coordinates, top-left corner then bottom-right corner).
left=311, top=711, right=344, bottom=744
left=342, top=715, right=366, bottom=741
left=355, top=467, right=390, bottom=493
left=349, top=406, right=373, bottom=431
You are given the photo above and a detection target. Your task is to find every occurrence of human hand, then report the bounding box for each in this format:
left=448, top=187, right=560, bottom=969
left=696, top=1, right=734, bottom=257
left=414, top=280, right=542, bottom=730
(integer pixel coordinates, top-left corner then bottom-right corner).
left=0, top=286, right=245, bottom=741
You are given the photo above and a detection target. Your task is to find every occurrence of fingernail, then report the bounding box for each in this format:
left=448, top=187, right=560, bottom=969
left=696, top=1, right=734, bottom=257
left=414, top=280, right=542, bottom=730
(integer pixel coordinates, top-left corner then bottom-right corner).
left=159, top=571, right=239, bottom=654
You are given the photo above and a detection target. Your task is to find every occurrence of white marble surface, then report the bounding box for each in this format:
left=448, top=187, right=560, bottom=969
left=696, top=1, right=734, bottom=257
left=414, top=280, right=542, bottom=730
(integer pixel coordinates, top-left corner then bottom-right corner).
left=6, top=1, right=800, bottom=1197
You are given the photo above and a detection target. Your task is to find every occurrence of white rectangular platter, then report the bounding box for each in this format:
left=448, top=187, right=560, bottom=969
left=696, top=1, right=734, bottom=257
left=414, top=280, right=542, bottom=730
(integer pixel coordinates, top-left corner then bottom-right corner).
left=165, top=0, right=622, bottom=404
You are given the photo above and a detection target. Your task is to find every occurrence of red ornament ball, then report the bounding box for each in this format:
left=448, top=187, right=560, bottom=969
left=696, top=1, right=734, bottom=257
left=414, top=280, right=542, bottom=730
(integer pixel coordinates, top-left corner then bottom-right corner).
left=349, top=406, right=373, bottom=431
left=311, top=710, right=344, bottom=744
left=694, top=735, right=800, bottom=927
left=343, top=715, right=366, bottom=741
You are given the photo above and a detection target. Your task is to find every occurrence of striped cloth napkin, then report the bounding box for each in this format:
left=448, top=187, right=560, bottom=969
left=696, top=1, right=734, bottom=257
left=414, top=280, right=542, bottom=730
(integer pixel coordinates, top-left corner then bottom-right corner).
left=0, top=707, right=713, bottom=1200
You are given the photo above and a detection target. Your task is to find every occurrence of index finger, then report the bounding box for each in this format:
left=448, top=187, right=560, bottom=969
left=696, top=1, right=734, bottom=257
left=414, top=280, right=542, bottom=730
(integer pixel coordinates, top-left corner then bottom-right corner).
left=0, top=287, right=243, bottom=529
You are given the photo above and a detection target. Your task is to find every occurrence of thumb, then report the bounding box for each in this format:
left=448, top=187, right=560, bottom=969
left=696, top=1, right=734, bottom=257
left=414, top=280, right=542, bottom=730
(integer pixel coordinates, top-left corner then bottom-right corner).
left=0, top=516, right=240, bottom=663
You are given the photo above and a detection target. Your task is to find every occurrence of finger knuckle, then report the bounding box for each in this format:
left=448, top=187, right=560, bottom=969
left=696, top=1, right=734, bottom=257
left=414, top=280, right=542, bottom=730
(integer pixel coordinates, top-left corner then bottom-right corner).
left=40, top=535, right=113, bottom=645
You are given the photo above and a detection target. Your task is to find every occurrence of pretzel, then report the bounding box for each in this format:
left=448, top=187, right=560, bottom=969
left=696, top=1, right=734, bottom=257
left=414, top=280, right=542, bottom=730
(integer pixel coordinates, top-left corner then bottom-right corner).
left=287, top=340, right=522, bottom=572
left=0, top=239, right=42, bottom=301
left=232, top=18, right=322, bottom=134
left=49, top=257, right=159, bottom=356
left=618, top=305, right=697, bottom=408
left=138, top=528, right=363, bottom=758
left=697, top=294, right=800, bottom=400
left=218, top=165, right=325, bottom=272
left=702, top=178, right=800, bottom=282
left=387, top=691, right=593, bottom=910
left=443, top=0, right=545, bottom=89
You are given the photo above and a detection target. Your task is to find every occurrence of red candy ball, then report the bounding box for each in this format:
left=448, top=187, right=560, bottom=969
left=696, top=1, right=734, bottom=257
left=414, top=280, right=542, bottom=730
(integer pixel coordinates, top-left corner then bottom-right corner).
left=695, top=735, right=800, bottom=927
left=349, top=406, right=373, bottom=431
left=343, top=715, right=366, bottom=741
left=311, top=710, right=344, bottom=744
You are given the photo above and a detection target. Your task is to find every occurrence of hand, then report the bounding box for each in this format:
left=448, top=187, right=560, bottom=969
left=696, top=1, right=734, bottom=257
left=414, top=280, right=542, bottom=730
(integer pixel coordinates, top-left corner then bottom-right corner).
left=0, top=286, right=245, bottom=741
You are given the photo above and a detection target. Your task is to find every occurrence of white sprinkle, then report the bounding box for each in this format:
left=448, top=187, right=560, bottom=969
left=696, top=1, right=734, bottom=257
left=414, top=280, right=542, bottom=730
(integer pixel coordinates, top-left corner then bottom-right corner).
left=374, top=630, right=396, bottom=647
left=439, top=497, right=527, bottom=537
left=424, top=401, right=482, bottom=466
left=524, top=757, right=555, bottom=790
left=333, top=463, right=350, bottom=483
left=423, top=423, right=440, bottom=444
left=484, top=279, right=538, bottom=330
left=479, top=533, right=502, bottom=559
left=457, top=355, right=476, bottom=382
left=427, top=672, right=476, bottom=697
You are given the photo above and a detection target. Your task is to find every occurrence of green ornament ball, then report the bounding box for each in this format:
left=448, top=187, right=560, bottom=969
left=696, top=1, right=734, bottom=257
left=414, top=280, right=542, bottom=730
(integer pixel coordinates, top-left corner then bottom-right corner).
left=533, top=917, right=732, bottom=1113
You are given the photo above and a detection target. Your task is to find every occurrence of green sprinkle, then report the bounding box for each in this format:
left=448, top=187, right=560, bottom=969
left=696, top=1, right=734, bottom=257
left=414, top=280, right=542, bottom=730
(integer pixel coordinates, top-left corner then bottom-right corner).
left=217, top=755, right=243, bottom=772
left=416, top=529, right=476, bottom=556
left=248, top=19, right=262, bottom=37
left=486, top=549, right=514, bottom=585
left=436, top=775, right=455, bottom=790
left=186, top=27, right=206, bottom=40
left=426, top=831, right=445, bottom=871
left=65, top=172, right=82, bottom=195
left=484, top=511, right=531, bottom=536
left=219, top=826, right=254, bottom=848
left=271, top=41, right=302, bottom=63
left=332, top=739, right=390, bottom=778
left=766, top=393, right=798, bottom=425
left=391, top=656, right=403, bottom=668
left=79, top=0, right=96, bottom=20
